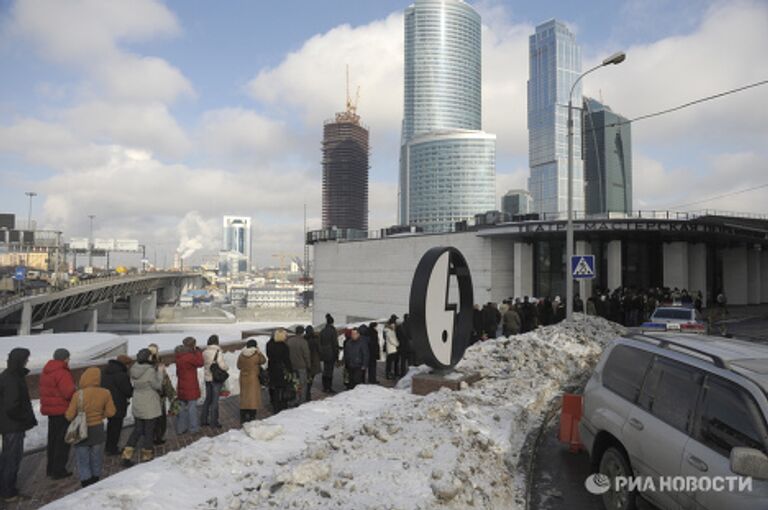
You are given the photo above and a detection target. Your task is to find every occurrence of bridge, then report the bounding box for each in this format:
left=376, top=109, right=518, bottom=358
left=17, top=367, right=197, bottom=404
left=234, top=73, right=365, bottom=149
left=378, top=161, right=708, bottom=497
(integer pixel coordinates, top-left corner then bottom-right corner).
left=0, top=272, right=203, bottom=335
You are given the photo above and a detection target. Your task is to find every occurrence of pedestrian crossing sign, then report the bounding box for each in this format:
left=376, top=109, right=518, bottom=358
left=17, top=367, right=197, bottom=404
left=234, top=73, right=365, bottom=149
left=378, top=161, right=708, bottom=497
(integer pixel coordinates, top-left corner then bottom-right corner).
left=571, top=255, right=595, bottom=280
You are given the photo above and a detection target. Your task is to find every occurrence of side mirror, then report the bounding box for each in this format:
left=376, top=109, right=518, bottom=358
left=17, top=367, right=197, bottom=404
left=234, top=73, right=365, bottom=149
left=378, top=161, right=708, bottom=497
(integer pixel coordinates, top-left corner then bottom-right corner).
left=731, top=447, right=768, bottom=480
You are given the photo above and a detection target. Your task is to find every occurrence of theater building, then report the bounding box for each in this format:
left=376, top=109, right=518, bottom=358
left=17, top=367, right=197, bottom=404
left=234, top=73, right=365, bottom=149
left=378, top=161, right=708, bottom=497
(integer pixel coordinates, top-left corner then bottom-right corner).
left=307, top=213, right=768, bottom=325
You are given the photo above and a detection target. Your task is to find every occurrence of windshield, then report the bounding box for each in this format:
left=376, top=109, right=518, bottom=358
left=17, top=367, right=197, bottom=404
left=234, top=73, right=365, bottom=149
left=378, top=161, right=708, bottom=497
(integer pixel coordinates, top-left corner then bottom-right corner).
left=653, top=308, right=692, bottom=320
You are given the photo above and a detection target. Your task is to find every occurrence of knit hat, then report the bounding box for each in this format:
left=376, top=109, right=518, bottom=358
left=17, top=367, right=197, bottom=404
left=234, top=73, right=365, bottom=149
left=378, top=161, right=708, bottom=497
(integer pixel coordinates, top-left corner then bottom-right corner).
left=136, top=348, right=152, bottom=364
left=182, top=337, right=196, bottom=348
left=147, top=344, right=159, bottom=355
left=274, top=329, right=287, bottom=342
left=325, top=313, right=334, bottom=325
left=207, top=335, right=220, bottom=346
left=117, top=355, right=133, bottom=367
left=246, top=339, right=258, bottom=349
left=53, top=348, right=70, bottom=361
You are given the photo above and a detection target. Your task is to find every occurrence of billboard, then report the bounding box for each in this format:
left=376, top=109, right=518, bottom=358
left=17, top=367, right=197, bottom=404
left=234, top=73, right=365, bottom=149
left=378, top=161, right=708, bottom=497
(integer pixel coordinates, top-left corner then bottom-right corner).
left=94, top=238, right=115, bottom=251
left=70, top=238, right=89, bottom=250
left=115, top=239, right=140, bottom=252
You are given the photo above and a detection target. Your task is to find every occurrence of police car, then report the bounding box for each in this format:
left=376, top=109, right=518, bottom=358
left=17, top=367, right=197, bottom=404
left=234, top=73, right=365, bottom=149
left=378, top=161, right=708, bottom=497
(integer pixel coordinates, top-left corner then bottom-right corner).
left=641, top=305, right=705, bottom=333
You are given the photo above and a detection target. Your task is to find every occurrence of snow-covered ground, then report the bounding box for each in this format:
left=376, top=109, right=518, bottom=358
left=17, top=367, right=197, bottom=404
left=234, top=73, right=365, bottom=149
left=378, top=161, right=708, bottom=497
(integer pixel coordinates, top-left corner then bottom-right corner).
left=43, top=315, right=626, bottom=509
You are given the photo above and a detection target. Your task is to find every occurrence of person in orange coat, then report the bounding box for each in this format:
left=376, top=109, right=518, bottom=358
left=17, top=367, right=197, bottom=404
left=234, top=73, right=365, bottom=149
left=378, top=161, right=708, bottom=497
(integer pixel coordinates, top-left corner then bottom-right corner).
left=237, top=339, right=266, bottom=424
left=65, top=367, right=116, bottom=488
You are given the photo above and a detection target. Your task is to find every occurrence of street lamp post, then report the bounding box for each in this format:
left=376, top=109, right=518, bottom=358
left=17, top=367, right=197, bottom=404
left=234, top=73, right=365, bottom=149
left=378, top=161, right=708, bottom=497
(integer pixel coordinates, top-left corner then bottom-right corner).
left=566, top=51, right=626, bottom=320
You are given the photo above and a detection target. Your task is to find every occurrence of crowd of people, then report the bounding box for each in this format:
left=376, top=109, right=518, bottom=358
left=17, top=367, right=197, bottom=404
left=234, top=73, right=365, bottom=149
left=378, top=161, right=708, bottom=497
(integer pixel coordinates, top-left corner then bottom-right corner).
left=471, top=286, right=716, bottom=342
left=0, top=315, right=420, bottom=502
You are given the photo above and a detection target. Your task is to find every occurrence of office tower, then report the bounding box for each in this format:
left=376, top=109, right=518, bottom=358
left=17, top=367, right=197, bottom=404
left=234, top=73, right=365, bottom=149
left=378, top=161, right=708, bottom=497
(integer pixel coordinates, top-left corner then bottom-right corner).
left=502, top=189, right=534, bottom=217
left=527, top=19, right=583, bottom=217
left=583, top=98, right=633, bottom=215
left=222, top=216, right=251, bottom=274
left=399, top=0, right=496, bottom=233
left=322, top=79, right=369, bottom=231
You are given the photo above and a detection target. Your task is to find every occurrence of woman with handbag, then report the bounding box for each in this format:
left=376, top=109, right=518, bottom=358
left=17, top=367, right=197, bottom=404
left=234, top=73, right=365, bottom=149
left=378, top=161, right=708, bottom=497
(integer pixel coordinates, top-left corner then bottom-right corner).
left=201, top=335, right=229, bottom=428
left=121, top=349, right=163, bottom=467
left=237, top=339, right=266, bottom=424
left=266, top=329, right=293, bottom=414
left=64, top=367, right=116, bottom=488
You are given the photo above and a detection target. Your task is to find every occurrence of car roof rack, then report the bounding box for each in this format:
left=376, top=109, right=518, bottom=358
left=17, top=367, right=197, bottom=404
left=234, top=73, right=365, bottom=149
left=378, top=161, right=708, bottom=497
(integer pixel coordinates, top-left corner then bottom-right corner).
left=631, top=333, right=729, bottom=369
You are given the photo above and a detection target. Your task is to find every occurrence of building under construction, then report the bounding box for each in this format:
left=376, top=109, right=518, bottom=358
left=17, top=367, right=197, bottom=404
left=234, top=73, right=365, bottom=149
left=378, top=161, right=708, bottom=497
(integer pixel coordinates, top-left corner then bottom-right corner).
left=322, top=76, right=369, bottom=231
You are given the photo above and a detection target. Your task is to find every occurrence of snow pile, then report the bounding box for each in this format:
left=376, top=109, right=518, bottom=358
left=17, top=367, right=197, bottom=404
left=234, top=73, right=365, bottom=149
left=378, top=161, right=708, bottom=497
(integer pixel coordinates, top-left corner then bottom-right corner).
left=43, top=315, right=626, bottom=510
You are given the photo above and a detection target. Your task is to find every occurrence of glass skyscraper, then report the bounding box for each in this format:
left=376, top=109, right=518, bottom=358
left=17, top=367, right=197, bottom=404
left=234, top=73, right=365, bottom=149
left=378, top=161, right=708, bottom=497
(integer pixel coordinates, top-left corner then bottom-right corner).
left=399, top=0, right=496, bottom=233
left=583, top=98, right=633, bottom=215
left=221, top=216, right=251, bottom=275
left=527, top=20, right=583, bottom=217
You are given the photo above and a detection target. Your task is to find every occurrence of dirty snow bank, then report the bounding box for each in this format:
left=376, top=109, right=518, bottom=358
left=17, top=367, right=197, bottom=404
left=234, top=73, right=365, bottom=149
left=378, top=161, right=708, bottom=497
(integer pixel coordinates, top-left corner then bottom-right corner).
left=44, top=315, right=625, bottom=509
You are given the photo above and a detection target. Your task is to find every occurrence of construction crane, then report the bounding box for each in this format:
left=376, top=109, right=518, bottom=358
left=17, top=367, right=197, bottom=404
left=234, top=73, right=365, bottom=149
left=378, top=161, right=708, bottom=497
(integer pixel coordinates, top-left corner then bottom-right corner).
left=336, top=64, right=360, bottom=124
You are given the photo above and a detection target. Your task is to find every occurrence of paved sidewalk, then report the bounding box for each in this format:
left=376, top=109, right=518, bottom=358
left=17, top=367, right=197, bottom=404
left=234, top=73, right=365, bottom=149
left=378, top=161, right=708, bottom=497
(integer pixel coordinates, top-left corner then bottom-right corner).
left=9, top=362, right=397, bottom=510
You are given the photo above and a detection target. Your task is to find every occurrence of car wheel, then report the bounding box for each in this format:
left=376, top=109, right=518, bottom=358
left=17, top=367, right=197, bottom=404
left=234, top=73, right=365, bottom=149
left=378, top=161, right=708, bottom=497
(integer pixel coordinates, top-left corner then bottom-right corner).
left=599, top=446, right=637, bottom=510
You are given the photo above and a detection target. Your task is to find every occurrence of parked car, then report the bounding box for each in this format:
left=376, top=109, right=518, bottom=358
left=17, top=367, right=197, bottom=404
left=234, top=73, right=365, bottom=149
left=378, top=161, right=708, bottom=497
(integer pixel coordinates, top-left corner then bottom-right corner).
left=580, top=333, right=768, bottom=510
left=642, top=305, right=705, bottom=333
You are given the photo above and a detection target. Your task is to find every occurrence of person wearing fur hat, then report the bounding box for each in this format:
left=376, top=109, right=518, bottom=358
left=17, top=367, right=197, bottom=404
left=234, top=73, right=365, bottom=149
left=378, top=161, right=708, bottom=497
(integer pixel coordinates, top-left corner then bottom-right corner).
left=201, top=335, right=228, bottom=428
left=266, top=329, right=293, bottom=414
left=122, top=348, right=163, bottom=467
left=237, top=339, right=267, bottom=423
left=40, top=348, right=76, bottom=479
left=101, top=355, right=133, bottom=455
left=318, top=315, right=339, bottom=393
left=65, top=367, right=116, bottom=487
left=0, top=348, right=37, bottom=502
left=174, top=337, right=204, bottom=434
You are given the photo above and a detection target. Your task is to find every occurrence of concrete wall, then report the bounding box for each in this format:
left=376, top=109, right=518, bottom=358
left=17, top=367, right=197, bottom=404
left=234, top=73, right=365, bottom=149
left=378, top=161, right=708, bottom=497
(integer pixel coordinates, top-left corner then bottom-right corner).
left=722, top=246, right=748, bottom=305
left=129, top=291, right=157, bottom=323
left=491, top=238, right=515, bottom=302
left=607, top=240, right=622, bottom=291
left=313, top=233, right=497, bottom=325
left=663, top=242, right=689, bottom=290
left=688, top=243, right=707, bottom=299
left=513, top=242, right=533, bottom=298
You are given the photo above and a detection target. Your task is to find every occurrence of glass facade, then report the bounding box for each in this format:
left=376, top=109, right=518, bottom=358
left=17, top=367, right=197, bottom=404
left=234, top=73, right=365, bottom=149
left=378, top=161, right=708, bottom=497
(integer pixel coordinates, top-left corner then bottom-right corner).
left=222, top=216, right=251, bottom=270
left=407, top=131, right=496, bottom=233
left=527, top=20, right=583, bottom=216
left=583, top=98, right=633, bottom=215
left=399, top=0, right=495, bottom=231
left=502, top=189, right=533, bottom=216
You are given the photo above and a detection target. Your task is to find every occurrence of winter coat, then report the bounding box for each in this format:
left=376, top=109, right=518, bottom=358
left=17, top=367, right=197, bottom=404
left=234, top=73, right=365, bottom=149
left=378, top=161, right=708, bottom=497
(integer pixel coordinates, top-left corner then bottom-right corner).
left=482, top=305, right=499, bottom=335
left=237, top=347, right=266, bottom=410
left=130, top=362, right=163, bottom=420
left=0, top=349, right=37, bottom=434
left=101, top=359, right=133, bottom=415
left=175, top=346, right=204, bottom=401
left=344, top=337, right=369, bottom=369
left=318, top=324, right=340, bottom=363
left=383, top=325, right=399, bottom=355
left=396, top=322, right=410, bottom=355
left=305, top=334, right=322, bottom=376
left=266, top=339, right=293, bottom=388
left=65, top=367, right=116, bottom=426
left=39, top=359, right=76, bottom=416
left=586, top=300, right=597, bottom=316
left=502, top=309, right=521, bottom=335
left=286, top=334, right=311, bottom=371
left=367, top=328, right=381, bottom=362
left=203, top=345, right=229, bottom=383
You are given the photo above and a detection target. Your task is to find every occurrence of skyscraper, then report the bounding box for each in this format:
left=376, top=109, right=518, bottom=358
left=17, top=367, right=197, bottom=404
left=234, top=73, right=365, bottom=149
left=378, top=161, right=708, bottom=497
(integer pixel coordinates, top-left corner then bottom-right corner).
left=322, top=83, right=369, bottom=231
left=527, top=20, right=583, bottom=217
left=583, top=98, right=633, bottom=215
left=502, top=189, right=533, bottom=217
left=222, top=216, right=251, bottom=274
left=399, top=0, right=496, bottom=233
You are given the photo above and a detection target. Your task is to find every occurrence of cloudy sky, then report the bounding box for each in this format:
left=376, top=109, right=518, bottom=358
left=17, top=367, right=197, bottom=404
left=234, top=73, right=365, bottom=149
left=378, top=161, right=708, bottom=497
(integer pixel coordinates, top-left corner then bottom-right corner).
left=1, top=0, right=767, bottom=267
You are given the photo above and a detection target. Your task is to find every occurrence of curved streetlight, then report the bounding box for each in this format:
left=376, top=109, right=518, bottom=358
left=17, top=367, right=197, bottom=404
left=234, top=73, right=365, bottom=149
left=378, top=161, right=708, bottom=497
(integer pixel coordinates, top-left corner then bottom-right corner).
left=566, top=51, right=626, bottom=320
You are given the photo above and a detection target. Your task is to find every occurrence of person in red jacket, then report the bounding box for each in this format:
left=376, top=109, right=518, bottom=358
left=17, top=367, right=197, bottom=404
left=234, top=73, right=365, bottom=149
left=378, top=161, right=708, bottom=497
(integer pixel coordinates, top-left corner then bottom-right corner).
left=174, top=337, right=204, bottom=435
left=39, top=348, right=76, bottom=479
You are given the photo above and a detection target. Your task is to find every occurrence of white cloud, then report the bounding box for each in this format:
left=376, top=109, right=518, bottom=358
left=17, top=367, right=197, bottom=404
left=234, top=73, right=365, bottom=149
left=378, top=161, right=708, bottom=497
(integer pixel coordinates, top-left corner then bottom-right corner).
left=199, top=108, right=291, bottom=162
left=583, top=1, right=768, bottom=145
left=8, top=0, right=193, bottom=103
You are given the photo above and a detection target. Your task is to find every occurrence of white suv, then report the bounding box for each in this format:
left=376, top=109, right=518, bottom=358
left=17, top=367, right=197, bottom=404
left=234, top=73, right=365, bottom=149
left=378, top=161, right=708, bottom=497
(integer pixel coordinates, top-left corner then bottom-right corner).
left=579, top=333, right=768, bottom=510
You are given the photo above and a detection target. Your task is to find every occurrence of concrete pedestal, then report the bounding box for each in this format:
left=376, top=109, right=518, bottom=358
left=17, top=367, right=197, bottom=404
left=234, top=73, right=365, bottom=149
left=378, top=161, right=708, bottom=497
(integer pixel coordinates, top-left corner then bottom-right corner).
left=411, top=371, right=481, bottom=396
